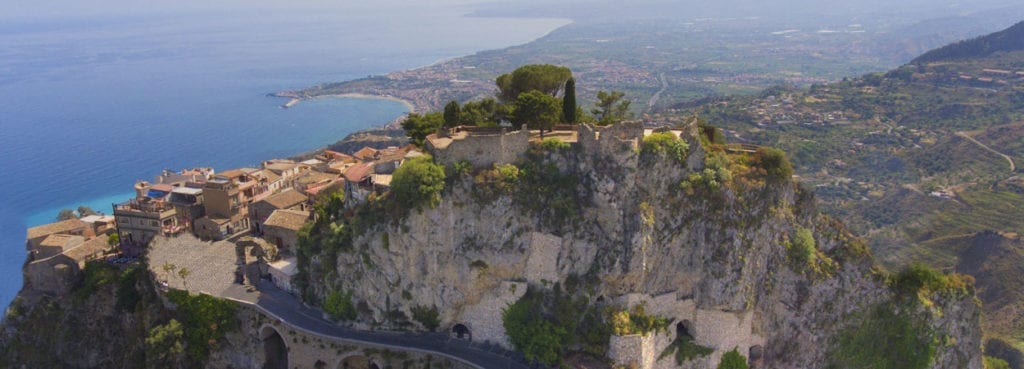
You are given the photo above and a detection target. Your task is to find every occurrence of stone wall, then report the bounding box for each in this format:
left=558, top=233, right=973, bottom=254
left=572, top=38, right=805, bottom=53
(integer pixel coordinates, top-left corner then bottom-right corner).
left=429, top=129, right=530, bottom=169
left=612, top=293, right=765, bottom=369
left=22, top=254, right=80, bottom=296
left=211, top=305, right=478, bottom=369
left=455, top=281, right=526, bottom=348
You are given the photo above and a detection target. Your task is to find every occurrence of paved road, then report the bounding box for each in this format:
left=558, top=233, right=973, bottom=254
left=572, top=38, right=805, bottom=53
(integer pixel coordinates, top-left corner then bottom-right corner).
left=150, top=235, right=538, bottom=369
left=241, top=282, right=534, bottom=369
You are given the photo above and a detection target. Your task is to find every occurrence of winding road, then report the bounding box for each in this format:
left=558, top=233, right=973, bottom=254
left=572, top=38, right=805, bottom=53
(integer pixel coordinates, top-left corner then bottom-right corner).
left=225, top=281, right=534, bottom=369
left=956, top=131, right=1016, bottom=172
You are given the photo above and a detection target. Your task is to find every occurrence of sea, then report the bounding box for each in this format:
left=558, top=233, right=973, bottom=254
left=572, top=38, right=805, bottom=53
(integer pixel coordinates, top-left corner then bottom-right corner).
left=0, top=2, right=570, bottom=310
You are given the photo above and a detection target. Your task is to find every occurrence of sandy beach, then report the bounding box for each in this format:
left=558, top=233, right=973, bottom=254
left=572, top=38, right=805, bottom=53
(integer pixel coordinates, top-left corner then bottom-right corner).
left=283, top=93, right=416, bottom=113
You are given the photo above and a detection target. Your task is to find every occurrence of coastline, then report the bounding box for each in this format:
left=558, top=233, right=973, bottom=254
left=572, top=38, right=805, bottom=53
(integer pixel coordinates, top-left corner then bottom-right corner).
left=278, top=93, right=416, bottom=114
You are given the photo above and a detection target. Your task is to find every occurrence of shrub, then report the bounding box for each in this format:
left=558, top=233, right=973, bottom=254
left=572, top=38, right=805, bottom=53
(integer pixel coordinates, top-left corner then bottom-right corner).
left=390, top=155, right=446, bottom=211
left=754, top=147, right=793, bottom=182
left=829, top=303, right=936, bottom=369
left=76, top=261, right=120, bottom=299
left=680, top=151, right=732, bottom=193
left=890, top=263, right=972, bottom=297
left=717, top=348, right=748, bottom=369
left=165, top=290, right=238, bottom=362
left=503, top=294, right=566, bottom=365
left=447, top=160, right=473, bottom=178
left=984, top=356, right=1011, bottom=369
left=641, top=132, right=689, bottom=164
left=411, top=305, right=441, bottom=332
left=541, top=138, right=570, bottom=151
left=145, top=319, right=185, bottom=367
left=610, top=305, right=671, bottom=336
left=789, top=227, right=816, bottom=265
left=502, top=286, right=609, bottom=365
left=324, top=290, right=357, bottom=321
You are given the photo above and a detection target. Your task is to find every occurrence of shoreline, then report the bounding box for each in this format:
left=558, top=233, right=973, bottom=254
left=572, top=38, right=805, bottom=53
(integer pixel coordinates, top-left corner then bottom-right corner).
left=278, top=93, right=416, bottom=114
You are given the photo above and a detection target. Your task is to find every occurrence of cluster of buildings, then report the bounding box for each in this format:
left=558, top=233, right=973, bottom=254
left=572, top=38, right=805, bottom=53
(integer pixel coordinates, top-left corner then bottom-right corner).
left=22, top=144, right=420, bottom=296
left=110, top=145, right=420, bottom=252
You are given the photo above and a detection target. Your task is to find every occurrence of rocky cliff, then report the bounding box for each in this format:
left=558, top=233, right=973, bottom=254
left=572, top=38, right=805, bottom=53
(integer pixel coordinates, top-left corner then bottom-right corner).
left=300, top=123, right=983, bottom=369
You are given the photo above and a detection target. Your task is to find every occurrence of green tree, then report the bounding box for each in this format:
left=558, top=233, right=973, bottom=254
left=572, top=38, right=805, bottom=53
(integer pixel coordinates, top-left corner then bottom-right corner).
left=496, top=64, right=572, bottom=102
left=107, top=233, right=120, bottom=247
left=717, top=348, right=749, bottom=369
left=513, top=90, right=561, bottom=135
left=562, top=77, right=577, bottom=123
left=593, top=90, right=632, bottom=125
left=145, top=319, right=185, bottom=368
left=324, top=290, right=357, bottom=321
left=56, top=209, right=77, bottom=221
left=401, top=112, right=444, bottom=146
left=77, top=206, right=98, bottom=217
left=443, top=100, right=461, bottom=128
left=390, top=156, right=446, bottom=211
left=755, top=147, right=793, bottom=182
left=411, top=305, right=441, bottom=331
left=461, top=98, right=509, bottom=126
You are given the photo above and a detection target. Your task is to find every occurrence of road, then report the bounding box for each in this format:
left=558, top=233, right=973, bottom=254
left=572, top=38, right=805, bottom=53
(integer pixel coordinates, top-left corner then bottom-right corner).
left=230, top=282, right=535, bottom=369
left=956, top=131, right=1016, bottom=172
left=149, top=235, right=536, bottom=369
left=646, top=73, right=668, bottom=112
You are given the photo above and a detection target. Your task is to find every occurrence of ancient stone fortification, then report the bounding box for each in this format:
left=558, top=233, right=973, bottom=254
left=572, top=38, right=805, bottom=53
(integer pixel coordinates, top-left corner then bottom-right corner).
left=427, top=122, right=651, bottom=170
left=314, top=121, right=982, bottom=369
left=426, top=126, right=531, bottom=169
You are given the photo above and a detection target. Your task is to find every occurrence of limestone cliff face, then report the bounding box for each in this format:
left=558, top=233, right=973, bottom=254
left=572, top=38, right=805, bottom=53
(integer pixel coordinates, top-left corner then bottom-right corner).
left=313, top=125, right=983, bottom=369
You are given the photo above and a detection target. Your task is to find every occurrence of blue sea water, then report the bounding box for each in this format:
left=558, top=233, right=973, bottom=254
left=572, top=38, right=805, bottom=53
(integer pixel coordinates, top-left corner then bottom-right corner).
left=0, top=3, right=569, bottom=309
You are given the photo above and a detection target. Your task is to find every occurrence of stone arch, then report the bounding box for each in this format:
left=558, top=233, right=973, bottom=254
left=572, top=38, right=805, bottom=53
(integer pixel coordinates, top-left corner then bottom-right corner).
left=260, top=325, right=288, bottom=369
left=452, top=323, right=472, bottom=340
left=338, top=354, right=379, bottom=369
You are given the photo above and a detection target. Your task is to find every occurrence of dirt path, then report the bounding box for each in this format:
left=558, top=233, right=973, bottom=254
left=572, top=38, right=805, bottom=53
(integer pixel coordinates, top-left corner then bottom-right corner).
left=957, top=131, right=1016, bottom=172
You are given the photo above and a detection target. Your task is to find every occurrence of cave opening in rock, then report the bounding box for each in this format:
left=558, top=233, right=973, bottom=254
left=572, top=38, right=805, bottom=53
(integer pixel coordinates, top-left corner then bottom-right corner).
left=452, top=323, right=472, bottom=340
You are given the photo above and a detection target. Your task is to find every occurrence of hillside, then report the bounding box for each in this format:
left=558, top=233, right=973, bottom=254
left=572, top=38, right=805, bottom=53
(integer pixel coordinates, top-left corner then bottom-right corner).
left=297, top=122, right=981, bottom=369
left=913, top=20, right=1024, bottom=63
left=675, top=20, right=1024, bottom=366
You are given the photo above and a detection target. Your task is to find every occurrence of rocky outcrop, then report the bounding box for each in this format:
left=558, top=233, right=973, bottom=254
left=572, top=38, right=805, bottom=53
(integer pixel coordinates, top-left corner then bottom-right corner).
left=308, top=124, right=983, bottom=369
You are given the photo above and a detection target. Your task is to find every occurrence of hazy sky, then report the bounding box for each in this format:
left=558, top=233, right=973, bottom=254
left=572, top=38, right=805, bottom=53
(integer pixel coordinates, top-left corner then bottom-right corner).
left=4, top=0, right=1022, bottom=26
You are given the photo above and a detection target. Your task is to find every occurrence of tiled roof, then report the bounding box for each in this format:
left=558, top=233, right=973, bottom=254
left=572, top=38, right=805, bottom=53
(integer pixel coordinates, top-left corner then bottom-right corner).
left=261, top=190, right=307, bottom=210
left=263, top=209, right=309, bottom=232
left=63, top=237, right=109, bottom=263
left=27, top=219, right=87, bottom=240
left=353, top=147, right=379, bottom=161
left=343, top=163, right=374, bottom=182
left=39, top=234, right=85, bottom=253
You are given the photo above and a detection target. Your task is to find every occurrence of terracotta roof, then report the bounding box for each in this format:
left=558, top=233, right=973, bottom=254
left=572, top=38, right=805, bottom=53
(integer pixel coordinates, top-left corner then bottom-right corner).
left=27, top=219, right=87, bottom=240
left=39, top=234, right=85, bottom=253
left=150, top=183, right=175, bottom=192
left=344, top=163, right=374, bottom=182
left=63, top=237, right=109, bottom=263
left=219, top=168, right=248, bottom=179
left=265, top=162, right=299, bottom=173
left=295, top=170, right=337, bottom=187
left=253, top=169, right=281, bottom=183
left=261, top=190, right=307, bottom=210
left=353, top=147, right=379, bottom=161
left=263, top=209, right=309, bottom=232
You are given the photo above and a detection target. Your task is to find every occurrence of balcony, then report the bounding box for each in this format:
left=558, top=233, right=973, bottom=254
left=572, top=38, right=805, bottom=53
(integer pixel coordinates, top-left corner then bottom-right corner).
left=113, top=199, right=176, bottom=219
